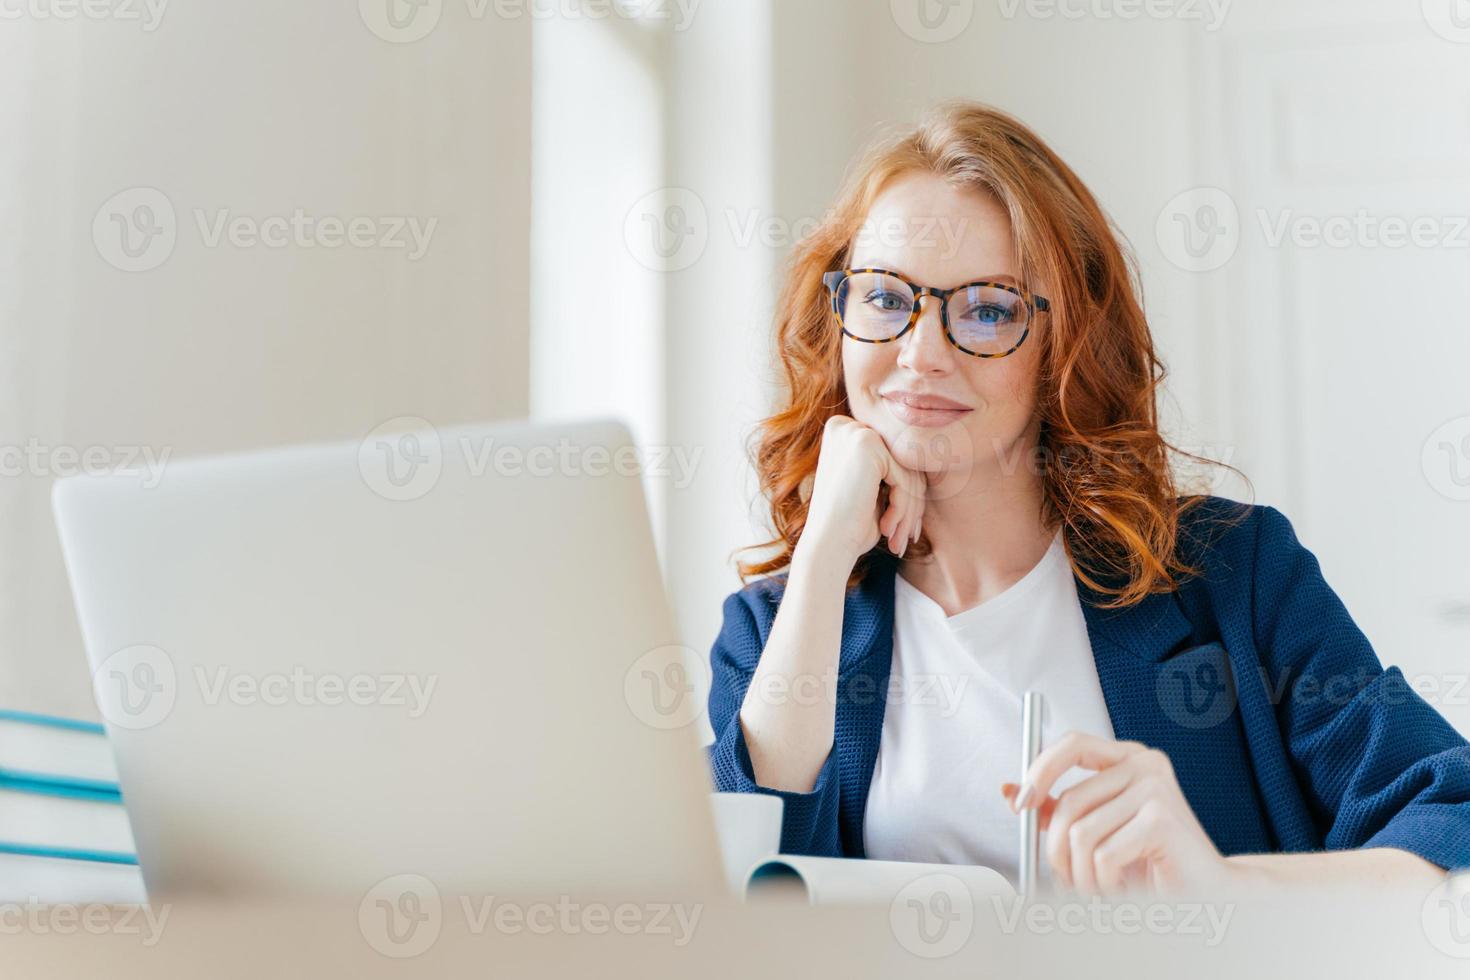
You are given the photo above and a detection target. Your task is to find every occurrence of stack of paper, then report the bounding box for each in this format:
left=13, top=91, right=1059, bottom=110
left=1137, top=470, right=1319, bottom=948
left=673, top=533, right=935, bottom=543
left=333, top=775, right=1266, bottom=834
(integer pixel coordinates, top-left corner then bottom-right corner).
left=0, top=711, right=144, bottom=903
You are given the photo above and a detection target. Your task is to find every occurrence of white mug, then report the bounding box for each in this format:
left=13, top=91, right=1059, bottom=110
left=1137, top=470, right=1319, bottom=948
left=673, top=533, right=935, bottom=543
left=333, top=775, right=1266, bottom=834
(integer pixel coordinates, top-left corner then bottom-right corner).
left=708, top=792, right=783, bottom=893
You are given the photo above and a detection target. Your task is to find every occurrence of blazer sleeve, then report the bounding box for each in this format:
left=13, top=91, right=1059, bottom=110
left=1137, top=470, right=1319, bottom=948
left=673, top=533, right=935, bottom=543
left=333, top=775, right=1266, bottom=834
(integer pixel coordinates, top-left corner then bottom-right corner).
left=705, top=590, right=844, bottom=857
left=1253, top=504, right=1470, bottom=870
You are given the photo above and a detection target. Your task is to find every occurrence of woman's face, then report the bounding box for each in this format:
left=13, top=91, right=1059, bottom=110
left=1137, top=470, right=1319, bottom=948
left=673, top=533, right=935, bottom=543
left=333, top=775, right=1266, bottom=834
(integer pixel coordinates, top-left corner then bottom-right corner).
left=841, top=172, right=1044, bottom=492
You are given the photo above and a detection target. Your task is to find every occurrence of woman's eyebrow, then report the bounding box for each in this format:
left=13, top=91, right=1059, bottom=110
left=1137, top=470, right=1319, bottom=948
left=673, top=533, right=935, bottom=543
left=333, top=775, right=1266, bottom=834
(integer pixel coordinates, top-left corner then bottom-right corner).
left=899, top=265, right=1029, bottom=285
left=856, top=264, right=1023, bottom=287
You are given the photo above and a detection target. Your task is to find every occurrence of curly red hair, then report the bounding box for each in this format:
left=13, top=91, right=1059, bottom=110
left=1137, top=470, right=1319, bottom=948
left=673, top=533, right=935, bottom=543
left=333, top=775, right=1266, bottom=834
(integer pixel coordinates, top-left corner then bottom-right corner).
left=734, top=100, right=1252, bottom=609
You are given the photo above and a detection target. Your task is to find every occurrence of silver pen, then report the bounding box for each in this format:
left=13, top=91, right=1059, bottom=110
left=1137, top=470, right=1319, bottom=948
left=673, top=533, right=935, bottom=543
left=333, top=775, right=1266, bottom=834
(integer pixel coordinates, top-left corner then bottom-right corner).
left=1019, top=690, right=1044, bottom=897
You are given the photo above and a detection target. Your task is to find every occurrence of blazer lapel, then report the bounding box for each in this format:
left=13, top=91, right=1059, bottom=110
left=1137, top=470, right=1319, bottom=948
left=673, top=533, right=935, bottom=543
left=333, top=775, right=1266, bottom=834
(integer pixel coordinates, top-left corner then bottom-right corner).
left=839, top=551, right=899, bottom=856
left=1073, top=570, right=1197, bottom=746
left=1072, top=569, right=1255, bottom=852
left=837, top=549, right=1219, bottom=856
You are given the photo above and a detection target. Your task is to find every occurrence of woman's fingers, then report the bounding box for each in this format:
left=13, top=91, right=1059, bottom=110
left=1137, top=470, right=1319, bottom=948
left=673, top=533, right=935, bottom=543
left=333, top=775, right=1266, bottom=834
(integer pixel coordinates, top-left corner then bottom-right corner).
left=876, top=490, right=898, bottom=547
left=876, top=443, right=925, bottom=557
left=880, top=489, right=909, bottom=555
left=1015, top=731, right=1144, bottom=809
left=888, top=485, right=909, bottom=554
left=1061, top=782, right=1151, bottom=896
left=902, top=464, right=926, bottom=551
left=902, top=483, right=923, bottom=552
left=1000, top=782, right=1058, bottom=829
left=1087, top=795, right=1170, bottom=896
left=1034, top=764, right=1135, bottom=893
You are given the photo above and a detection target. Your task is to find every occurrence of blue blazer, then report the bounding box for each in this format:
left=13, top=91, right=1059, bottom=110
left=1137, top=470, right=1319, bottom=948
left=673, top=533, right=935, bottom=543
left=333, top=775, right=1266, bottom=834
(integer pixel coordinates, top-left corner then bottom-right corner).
left=706, top=496, right=1470, bottom=871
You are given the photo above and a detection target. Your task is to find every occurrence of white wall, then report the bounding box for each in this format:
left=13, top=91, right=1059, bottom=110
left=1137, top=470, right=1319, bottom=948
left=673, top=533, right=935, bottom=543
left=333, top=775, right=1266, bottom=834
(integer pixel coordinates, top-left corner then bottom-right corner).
left=530, top=12, right=668, bottom=552
left=641, top=0, right=1469, bottom=739
left=653, top=0, right=1215, bottom=688
left=9, top=0, right=1464, bottom=733
left=1, top=4, right=531, bottom=718
left=662, top=0, right=775, bottom=672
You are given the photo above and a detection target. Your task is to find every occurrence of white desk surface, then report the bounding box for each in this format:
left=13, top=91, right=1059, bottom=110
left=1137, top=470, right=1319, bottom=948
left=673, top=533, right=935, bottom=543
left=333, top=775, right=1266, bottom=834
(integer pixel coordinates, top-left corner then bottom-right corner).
left=4, top=876, right=1469, bottom=978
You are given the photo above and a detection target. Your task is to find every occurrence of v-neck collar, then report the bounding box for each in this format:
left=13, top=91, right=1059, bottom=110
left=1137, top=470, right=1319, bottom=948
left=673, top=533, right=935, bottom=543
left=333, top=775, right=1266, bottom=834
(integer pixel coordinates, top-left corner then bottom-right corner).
left=838, top=544, right=1200, bottom=856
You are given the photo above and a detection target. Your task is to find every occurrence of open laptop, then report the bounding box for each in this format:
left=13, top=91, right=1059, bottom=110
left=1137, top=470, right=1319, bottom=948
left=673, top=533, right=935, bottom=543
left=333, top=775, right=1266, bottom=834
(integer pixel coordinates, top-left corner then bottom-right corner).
left=52, top=416, right=724, bottom=900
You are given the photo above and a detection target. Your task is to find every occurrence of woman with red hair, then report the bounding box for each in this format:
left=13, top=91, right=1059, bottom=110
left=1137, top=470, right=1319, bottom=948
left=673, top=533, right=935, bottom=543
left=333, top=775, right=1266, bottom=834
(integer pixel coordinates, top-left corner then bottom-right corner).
left=706, top=99, right=1470, bottom=896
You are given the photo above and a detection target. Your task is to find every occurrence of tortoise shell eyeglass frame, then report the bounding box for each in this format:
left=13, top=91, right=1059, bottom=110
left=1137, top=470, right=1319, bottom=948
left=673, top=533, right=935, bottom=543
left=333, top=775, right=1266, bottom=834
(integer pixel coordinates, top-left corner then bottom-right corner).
left=821, top=267, right=1051, bottom=359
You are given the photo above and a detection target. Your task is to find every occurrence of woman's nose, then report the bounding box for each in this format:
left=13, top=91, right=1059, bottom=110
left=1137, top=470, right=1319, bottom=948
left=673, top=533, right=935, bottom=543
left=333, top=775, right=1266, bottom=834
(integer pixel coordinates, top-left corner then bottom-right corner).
left=896, top=294, right=954, bottom=374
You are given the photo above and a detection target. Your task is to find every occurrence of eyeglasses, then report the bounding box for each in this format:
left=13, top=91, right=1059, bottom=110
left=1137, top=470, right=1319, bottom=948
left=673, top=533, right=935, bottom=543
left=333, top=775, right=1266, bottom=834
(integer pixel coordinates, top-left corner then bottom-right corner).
left=821, top=267, right=1050, bottom=359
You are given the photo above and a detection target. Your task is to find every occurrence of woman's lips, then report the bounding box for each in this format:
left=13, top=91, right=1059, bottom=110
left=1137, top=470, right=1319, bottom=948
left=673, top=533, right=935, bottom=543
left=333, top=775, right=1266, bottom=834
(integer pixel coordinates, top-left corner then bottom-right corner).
left=883, top=395, right=972, bottom=428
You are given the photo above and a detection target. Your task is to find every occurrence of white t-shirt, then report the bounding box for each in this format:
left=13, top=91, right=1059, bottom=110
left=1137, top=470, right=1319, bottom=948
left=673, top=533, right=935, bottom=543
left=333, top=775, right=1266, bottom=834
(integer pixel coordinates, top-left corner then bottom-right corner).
left=861, top=528, right=1116, bottom=887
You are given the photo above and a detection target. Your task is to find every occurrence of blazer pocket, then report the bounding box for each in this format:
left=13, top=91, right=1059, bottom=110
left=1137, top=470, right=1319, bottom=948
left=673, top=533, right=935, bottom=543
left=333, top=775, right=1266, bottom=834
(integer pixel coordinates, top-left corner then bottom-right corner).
left=1154, top=641, right=1239, bottom=732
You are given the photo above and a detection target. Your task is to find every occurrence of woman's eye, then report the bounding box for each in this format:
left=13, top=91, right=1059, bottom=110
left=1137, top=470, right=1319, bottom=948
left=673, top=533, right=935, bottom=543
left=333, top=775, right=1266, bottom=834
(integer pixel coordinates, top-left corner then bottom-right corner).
left=960, top=303, right=1014, bottom=324
left=864, top=290, right=909, bottom=313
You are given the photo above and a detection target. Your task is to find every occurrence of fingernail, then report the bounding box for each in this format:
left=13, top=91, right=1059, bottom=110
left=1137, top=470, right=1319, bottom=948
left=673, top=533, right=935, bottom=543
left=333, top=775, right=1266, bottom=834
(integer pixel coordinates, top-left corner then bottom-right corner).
left=1015, top=783, right=1035, bottom=809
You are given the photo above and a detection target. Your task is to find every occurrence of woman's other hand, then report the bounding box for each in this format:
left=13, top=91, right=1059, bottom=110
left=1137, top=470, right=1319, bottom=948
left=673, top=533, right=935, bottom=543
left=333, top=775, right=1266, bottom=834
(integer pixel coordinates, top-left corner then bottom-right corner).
left=1000, top=731, right=1241, bottom=897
